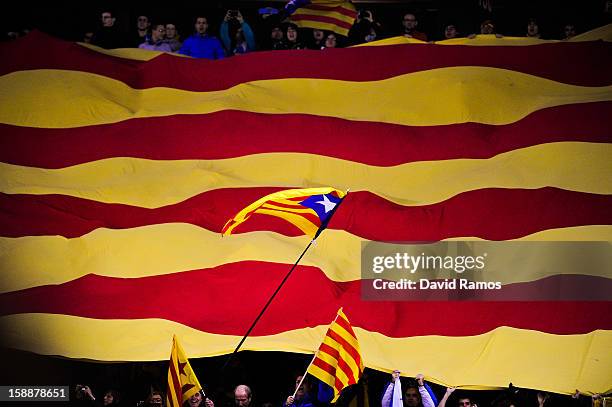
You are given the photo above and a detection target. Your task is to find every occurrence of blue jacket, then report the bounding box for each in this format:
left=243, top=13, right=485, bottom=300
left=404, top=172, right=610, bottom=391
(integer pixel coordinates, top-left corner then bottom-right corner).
left=220, top=21, right=256, bottom=55
left=179, top=34, right=225, bottom=59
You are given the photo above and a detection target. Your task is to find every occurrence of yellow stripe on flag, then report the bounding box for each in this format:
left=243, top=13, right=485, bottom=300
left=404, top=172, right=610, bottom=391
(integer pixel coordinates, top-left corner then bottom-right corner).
left=1, top=143, right=609, bottom=208
left=1, top=68, right=611, bottom=128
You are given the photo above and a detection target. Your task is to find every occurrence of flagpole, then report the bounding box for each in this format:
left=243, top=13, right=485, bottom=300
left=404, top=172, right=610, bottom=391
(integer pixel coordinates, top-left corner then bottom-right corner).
left=221, top=192, right=348, bottom=373
left=291, top=308, right=343, bottom=398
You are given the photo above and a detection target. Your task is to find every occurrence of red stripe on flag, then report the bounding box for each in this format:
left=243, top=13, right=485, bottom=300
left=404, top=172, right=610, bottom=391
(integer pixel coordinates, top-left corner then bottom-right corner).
left=2, top=188, right=610, bottom=240
left=318, top=342, right=357, bottom=383
left=313, top=355, right=337, bottom=377
left=327, top=329, right=361, bottom=367
left=335, top=314, right=358, bottom=338
left=2, top=104, right=610, bottom=169
left=1, top=266, right=610, bottom=335
left=291, top=14, right=354, bottom=30
left=319, top=342, right=341, bottom=362
left=257, top=206, right=321, bottom=226
left=303, top=4, right=357, bottom=18
left=168, top=356, right=183, bottom=405
left=2, top=32, right=610, bottom=90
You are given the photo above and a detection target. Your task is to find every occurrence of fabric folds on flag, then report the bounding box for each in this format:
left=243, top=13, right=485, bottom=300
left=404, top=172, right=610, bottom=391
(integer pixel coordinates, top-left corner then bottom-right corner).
left=287, top=0, right=357, bottom=37
left=167, top=335, right=202, bottom=407
left=307, top=308, right=364, bottom=402
left=222, top=187, right=346, bottom=238
left=0, top=30, right=611, bottom=395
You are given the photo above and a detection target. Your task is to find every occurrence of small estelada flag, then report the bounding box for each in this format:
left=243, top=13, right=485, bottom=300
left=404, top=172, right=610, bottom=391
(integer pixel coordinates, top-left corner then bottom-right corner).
left=222, top=187, right=346, bottom=239
left=166, top=335, right=202, bottom=407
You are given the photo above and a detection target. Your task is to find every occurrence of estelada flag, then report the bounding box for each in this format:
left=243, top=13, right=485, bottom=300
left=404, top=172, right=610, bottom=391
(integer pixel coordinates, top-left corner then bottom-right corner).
left=222, top=187, right=346, bottom=239
left=167, top=335, right=202, bottom=407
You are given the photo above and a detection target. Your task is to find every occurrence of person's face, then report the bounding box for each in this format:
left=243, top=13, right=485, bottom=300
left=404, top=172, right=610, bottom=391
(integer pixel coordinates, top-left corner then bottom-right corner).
left=234, top=390, right=250, bottom=407
left=150, top=394, right=163, bottom=405
left=325, top=34, right=337, bottom=48
left=445, top=25, right=457, bottom=38
left=83, top=32, right=94, bottom=43
left=189, top=392, right=202, bottom=407
left=152, top=25, right=165, bottom=42
left=101, top=13, right=114, bottom=27
left=195, top=18, right=208, bottom=35
left=527, top=21, right=539, bottom=36
left=313, top=29, right=324, bottom=41
left=458, top=399, right=471, bottom=407
left=287, top=27, right=297, bottom=42
left=481, top=22, right=494, bottom=34
left=403, top=14, right=417, bottom=30
left=404, top=388, right=420, bottom=407
left=564, top=25, right=575, bottom=38
left=295, top=376, right=305, bottom=398
left=271, top=27, right=283, bottom=40
left=137, top=16, right=149, bottom=30
left=103, top=393, right=114, bottom=406
left=166, top=24, right=177, bottom=39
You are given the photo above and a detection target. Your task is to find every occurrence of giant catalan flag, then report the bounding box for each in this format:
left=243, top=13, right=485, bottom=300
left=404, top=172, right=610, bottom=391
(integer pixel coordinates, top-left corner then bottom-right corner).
left=0, top=29, right=611, bottom=395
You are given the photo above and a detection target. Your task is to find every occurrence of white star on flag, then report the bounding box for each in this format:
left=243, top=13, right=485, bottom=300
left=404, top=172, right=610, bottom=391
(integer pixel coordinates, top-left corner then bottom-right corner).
left=316, top=195, right=337, bottom=213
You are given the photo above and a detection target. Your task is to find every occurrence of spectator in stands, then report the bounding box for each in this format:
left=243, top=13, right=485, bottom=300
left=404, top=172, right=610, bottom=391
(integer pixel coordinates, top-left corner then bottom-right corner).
left=179, top=16, right=225, bottom=59
left=438, top=387, right=475, bottom=407
left=93, top=10, right=123, bottom=49
left=268, top=22, right=287, bottom=50
left=164, top=23, right=182, bottom=52
left=103, top=389, right=121, bottom=406
left=139, top=23, right=172, bottom=51
left=381, top=371, right=436, bottom=407
left=83, top=31, right=94, bottom=43
left=307, top=28, right=326, bottom=49
left=469, top=19, right=503, bottom=38
left=349, top=9, right=383, bottom=44
left=562, top=23, right=576, bottom=39
left=220, top=9, right=256, bottom=56
left=322, top=32, right=338, bottom=49
left=145, top=390, right=164, bottom=406
left=186, top=390, right=215, bottom=407
left=284, top=375, right=313, bottom=407
left=285, top=23, right=306, bottom=49
left=526, top=18, right=540, bottom=38
left=443, top=23, right=460, bottom=39
left=234, top=385, right=253, bottom=407
left=402, top=13, right=427, bottom=41
left=130, top=14, right=151, bottom=47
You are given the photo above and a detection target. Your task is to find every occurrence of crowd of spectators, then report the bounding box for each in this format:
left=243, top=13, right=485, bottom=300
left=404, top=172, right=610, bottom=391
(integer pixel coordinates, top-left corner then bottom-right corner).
left=70, top=368, right=607, bottom=407
left=4, top=2, right=612, bottom=59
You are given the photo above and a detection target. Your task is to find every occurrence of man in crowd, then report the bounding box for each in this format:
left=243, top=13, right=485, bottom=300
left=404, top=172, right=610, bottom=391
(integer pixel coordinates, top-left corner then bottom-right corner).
left=402, top=13, right=427, bottom=41
left=179, top=16, right=225, bottom=59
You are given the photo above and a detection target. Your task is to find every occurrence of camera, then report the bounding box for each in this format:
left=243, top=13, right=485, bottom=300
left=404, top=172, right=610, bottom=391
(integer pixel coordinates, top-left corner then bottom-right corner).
left=228, top=10, right=238, bottom=17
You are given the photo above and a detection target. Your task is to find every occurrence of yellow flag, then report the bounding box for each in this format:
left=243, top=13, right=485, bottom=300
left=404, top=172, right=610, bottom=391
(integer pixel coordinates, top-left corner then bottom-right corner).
left=167, top=335, right=202, bottom=407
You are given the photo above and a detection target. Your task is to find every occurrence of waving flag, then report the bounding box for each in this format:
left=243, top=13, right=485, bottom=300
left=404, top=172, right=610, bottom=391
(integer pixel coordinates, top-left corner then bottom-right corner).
left=0, top=29, right=611, bottom=395
left=222, top=187, right=346, bottom=238
left=167, top=335, right=202, bottom=407
left=286, top=0, right=357, bottom=37
left=307, top=308, right=363, bottom=402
